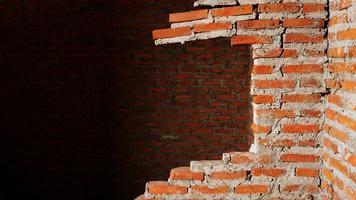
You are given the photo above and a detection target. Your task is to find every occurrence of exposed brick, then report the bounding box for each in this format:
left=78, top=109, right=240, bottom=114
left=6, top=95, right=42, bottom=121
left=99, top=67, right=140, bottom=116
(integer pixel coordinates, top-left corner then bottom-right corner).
left=251, top=168, right=286, bottom=177
left=169, top=10, right=208, bottom=23
left=252, top=65, right=273, bottom=74
left=152, top=27, right=192, bottom=40
left=302, top=109, right=322, bottom=117
left=252, top=95, right=275, bottom=104
left=300, top=79, right=321, bottom=87
left=342, top=80, right=356, bottom=93
left=323, top=138, right=338, bottom=153
left=237, top=19, right=280, bottom=29
left=285, top=33, right=323, bottom=43
left=256, top=109, right=295, bottom=118
left=296, top=168, right=319, bottom=177
left=337, top=29, right=356, bottom=40
left=328, top=47, right=346, bottom=58
left=251, top=123, right=271, bottom=134
left=212, top=5, right=253, bottom=17
left=194, top=22, right=232, bottom=33
left=329, top=14, right=348, bottom=27
left=231, top=35, right=272, bottom=45
left=303, top=4, right=325, bottom=13
left=281, top=184, right=319, bottom=193
left=283, top=18, right=324, bottom=28
left=253, top=80, right=295, bottom=88
left=330, top=158, right=349, bottom=177
left=147, top=181, right=187, bottom=194
left=210, top=171, right=247, bottom=180
left=169, top=167, right=204, bottom=180
left=280, top=154, right=319, bottom=163
left=281, top=124, right=320, bottom=133
left=192, top=185, right=229, bottom=194
left=327, top=95, right=343, bottom=107
left=282, top=64, right=323, bottom=73
left=258, top=3, right=300, bottom=13
left=235, top=184, right=269, bottom=194
left=282, top=94, right=321, bottom=103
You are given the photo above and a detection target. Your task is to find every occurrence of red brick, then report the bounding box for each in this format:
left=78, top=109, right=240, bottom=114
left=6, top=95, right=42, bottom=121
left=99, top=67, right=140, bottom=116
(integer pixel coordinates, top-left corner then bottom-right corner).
left=231, top=35, right=272, bottom=45
left=235, top=184, right=269, bottom=194
left=258, top=3, right=300, bottom=13
left=253, top=80, right=295, bottom=88
left=192, top=185, right=229, bottom=194
left=252, top=95, right=275, bottom=104
left=252, top=65, right=273, bottom=74
left=169, top=10, right=208, bottom=23
left=300, top=79, right=321, bottom=87
left=337, top=29, right=356, bottom=40
left=303, top=4, right=325, bottom=13
left=251, top=168, right=286, bottom=177
left=349, top=46, right=356, bottom=57
left=327, top=95, right=343, bottom=107
left=194, top=22, right=232, bottom=33
left=147, top=181, right=187, bottom=194
left=282, top=94, right=321, bottom=103
left=259, top=139, right=295, bottom=147
left=251, top=123, right=271, bottom=134
left=305, top=49, right=325, bottom=57
left=211, top=171, right=247, bottom=180
left=280, top=154, right=319, bottom=162
left=281, top=184, right=319, bottom=193
left=237, top=19, right=280, bottom=29
left=283, top=18, right=324, bottom=28
left=152, top=27, right=191, bottom=40
left=169, top=167, right=204, bottom=180
left=282, top=64, right=323, bottom=73
left=296, top=168, right=319, bottom=177
left=212, top=5, right=253, bottom=17
left=285, top=33, right=324, bottom=43
left=302, top=109, right=322, bottom=117
left=281, top=124, right=320, bottom=133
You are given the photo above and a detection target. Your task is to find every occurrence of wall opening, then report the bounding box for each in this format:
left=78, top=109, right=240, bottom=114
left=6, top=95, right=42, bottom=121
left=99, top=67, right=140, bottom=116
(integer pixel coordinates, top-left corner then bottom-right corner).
left=116, top=37, right=252, bottom=198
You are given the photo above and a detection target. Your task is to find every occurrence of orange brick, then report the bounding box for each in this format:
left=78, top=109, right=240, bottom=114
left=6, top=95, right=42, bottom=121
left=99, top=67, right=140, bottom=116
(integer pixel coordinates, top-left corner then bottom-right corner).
left=192, top=185, right=229, bottom=194
left=329, top=14, right=348, bottom=27
left=170, top=167, right=204, bottom=180
left=337, top=29, right=356, bottom=40
left=211, top=171, right=247, bottom=180
left=259, top=139, right=295, bottom=147
left=329, top=62, right=348, bottom=73
left=329, top=126, right=349, bottom=143
left=235, top=184, right=269, bottom=194
left=169, top=10, right=208, bottom=23
left=281, top=184, right=319, bottom=193
left=330, top=158, right=349, bottom=177
left=349, top=46, right=356, bottom=57
left=258, top=3, right=300, bottom=13
left=338, top=0, right=352, bottom=10
left=305, top=49, right=325, bottom=57
left=282, top=94, right=321, bottom=103
left=347, top=154, right=356, bottom=167
left=327, top=95, right=343, bottom=107
left=283, top=18, right=324, bottom=28
left=251, top=168, right=286, bottom=177
left=194, top=22, right=232, bottom=33
left=231, top=35, right=272, bottom=45
left=323, top=138, right=338, bottom=153
left=251, top=123, right=271, bottom=134
left=285, top=33, right=324, bottom=43
left=212, top=5, right=253, bottom=17
left=342, top=80, right=356, bottom=93
left=322, top=167, right=335, bottom=182
left=296, top=168, right=319, bottom=177
left=326, top=79, right=341, bottom=89
left=152, top=27, right=191, bottom=40
left=252, top=95, right=275, bottom=104
left=147, top=181, right=187, bottom=194
left=300, top=79, right=321, bottom=87
left=345, top=186, right=356, bottom=200
left=299, top=139, right=318, bottom=147
left=281, top=124, right=320, bottom=133
left=252, top=65, right=273, bottom=74
left=302, top=109, right=322, bottom=117
left=281, top=49, right=298, bottom=57
left=282, top=64, right=323, bottom=73
left=303, top=4, right=325, bottom=13
left=281, top=154, right=319, bottom=163
left=337, top=113, right=356, bottom=131
left=256, top=109, right=295, bottom=118
left=254, top=48, right=282, bottom=58
left=253, top=80, right=295, bottom=88
left=237, top=19, right=280, bottom=29
left=231, top=152, right=253, bottom=164
left=328, top=47, right=346, bottom=58
left=325, top=109, right=337, bottom=120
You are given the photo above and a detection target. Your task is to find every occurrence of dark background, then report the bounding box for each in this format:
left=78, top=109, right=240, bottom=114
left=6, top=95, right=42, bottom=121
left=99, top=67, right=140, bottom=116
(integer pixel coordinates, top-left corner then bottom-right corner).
left=0, top=0, right=251, bottom=199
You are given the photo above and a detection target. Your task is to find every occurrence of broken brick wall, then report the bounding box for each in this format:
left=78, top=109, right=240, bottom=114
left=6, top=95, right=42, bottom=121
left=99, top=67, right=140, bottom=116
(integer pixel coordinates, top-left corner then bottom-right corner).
left=322, top=0, right=356, bottom=199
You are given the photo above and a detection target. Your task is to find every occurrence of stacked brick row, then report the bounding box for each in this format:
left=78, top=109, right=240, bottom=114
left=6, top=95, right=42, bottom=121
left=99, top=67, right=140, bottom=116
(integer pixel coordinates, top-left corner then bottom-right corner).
left=323, top=0, right=356, bottom=199
left=138, top=0, right=329, bottom=199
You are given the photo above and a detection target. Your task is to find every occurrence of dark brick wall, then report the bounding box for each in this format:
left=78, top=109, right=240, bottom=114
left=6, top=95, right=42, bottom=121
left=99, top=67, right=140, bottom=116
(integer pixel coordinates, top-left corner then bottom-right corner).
left=0, top=0, right=251, bottom=199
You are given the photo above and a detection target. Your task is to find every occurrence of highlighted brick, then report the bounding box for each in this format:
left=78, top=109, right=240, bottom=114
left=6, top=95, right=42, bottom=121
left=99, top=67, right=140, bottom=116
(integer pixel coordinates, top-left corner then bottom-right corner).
left=152, top=27, right=191, bottom=40
left=147, top=181, right=187, bottom=194
left=231, top=35, right=272, bottom=45
left=235, top=184, right=269, bottom=194
left=212, top=5, right=253, bottom=17
left=169, top=10, right=208, bottom=23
